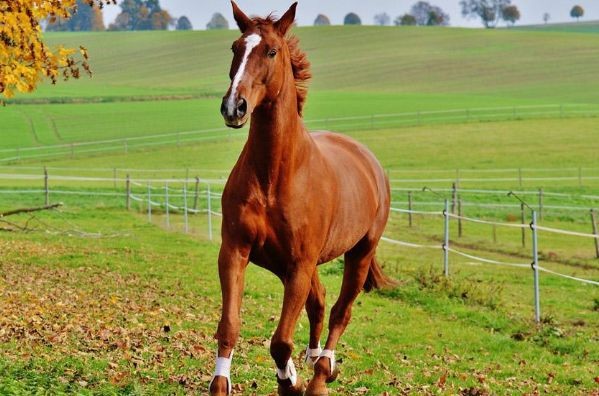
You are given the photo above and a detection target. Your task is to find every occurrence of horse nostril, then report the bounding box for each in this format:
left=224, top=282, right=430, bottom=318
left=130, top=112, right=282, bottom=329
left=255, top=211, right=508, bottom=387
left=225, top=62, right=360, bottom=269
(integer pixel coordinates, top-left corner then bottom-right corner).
left=220, top=99, right=227, bottom=116
left=237, top=98, right=247, bottom=117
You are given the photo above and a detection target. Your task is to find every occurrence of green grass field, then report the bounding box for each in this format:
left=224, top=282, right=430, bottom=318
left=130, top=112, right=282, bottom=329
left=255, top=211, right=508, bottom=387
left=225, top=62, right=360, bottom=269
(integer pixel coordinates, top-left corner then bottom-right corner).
left=1, top=25, right=599, bottom=395
left=514, top=20, right=599, bottom=34
left=3, top=26, right=599, bottom=151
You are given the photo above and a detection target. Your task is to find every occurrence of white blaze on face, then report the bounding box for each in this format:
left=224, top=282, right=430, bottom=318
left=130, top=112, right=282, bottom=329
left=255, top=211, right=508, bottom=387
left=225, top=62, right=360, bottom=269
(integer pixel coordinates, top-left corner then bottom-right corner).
left=227, top=33, right=262, bottom=115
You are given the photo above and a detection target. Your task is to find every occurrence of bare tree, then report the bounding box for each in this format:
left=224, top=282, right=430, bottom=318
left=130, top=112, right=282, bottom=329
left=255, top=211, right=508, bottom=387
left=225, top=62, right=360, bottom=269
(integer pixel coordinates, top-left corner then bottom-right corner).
left=410, top=2, right=450, bottom=26
left=460, top=0, right=511, bottom=28
left=543, top=12, right=550, bottom=24
left=374, top=12, right=391, bottom=26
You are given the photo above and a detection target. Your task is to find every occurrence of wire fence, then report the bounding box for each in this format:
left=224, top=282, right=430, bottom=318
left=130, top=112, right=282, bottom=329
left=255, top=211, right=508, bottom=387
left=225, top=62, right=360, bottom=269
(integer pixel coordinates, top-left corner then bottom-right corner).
left=1, top=174, right=598, bottom=322
left=382, top=201, right=598, bottom=322
left=2, top=103, right=599, bottom=163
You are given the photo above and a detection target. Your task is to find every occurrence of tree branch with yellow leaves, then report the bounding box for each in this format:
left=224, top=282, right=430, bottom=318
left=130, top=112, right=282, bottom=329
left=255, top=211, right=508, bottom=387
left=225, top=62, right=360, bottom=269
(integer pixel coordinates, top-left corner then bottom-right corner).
left=0, top=0, right=115, bottom=100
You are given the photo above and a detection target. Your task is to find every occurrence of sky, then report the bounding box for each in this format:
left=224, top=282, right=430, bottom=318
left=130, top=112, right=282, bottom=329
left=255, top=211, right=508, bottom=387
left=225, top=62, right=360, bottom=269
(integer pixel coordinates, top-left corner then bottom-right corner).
left=103, top=1, right=597, bottom=29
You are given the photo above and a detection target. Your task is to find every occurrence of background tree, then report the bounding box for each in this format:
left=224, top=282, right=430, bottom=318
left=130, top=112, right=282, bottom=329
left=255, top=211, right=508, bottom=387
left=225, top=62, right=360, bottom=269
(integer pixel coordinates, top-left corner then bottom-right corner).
left=543, top=12, right=550, bottom=24
left=570, top=5, right=584, bottom=21
left=395, top=14, right=417, bottom=26
left=47, top=0, right=105, bottom=31
left=206, top=13, right=229, bottom=30
left=176, top=16, right=193, bottom=30
left=108, top=0, right=173, bottom=31
left=374, top=12, right=391, bottom=26
left=501, top=5, right=520, bottom=26
left=410, top=2, right=450, bottom=26
left=344, top=12, right=362, bottom=25
left=314, top=14, right=331, bottom=26
left=460, top=0, right=511, bottom=28
left=0, top=0, right=112, bottom=100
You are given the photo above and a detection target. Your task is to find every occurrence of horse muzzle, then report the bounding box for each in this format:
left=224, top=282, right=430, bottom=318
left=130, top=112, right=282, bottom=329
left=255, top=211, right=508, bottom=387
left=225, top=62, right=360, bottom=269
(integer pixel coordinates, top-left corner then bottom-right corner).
left=221, top=96, right=249, bottom=129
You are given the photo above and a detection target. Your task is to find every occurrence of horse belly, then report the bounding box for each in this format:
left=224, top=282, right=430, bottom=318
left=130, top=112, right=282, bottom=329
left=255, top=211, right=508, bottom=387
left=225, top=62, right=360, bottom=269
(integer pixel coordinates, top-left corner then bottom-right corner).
left=312, top=132, right=387, bottom=263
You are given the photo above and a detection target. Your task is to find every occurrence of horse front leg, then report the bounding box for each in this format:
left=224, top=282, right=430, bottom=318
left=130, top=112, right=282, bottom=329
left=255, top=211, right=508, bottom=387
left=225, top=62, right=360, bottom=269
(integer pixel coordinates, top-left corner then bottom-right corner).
left=304, top=271, right=326, bottom=367
left=209, top=242, right=250, bottom=396
left=271, top=264, right=315, bottom=396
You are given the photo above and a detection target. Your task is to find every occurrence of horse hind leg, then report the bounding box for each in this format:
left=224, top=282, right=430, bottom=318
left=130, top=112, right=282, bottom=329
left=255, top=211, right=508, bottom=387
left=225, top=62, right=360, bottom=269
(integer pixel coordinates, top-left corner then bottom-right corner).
left=306, top=238, right=377, bottom=396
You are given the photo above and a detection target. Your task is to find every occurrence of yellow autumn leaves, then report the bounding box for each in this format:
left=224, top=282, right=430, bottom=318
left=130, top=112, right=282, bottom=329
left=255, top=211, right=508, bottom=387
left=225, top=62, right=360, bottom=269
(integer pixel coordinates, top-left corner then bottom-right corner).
left=0, top=0, right=112, bottom=99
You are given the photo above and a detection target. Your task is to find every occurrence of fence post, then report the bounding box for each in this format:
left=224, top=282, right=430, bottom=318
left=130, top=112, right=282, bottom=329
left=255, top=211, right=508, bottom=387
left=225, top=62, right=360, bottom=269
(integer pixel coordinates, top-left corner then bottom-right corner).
left=193, top=177, right=200, bottom=210
left=492, top=224, right=497, bottom=244
left=408, top=191, right=413, bottom=228
left=451, top=182, right=457, bottom=214
left=147, top=183, right=152, bottom=222
left=520, top=203, right=526, bottom=248
left=531, top=210, right=541, bottom=323
left=518, top=168, right=523, bottom=188
left=165, top=183, right=170, bottom=229
left=43, top=166, right=49, bottom=205
left=207, top=183, right=213, bottom=241
left=183, top=185, right=189, bottom=234
left=591, top=209, right=599, bottom=259
left=443, top=199, right=449, bottom=277
left=538, top=188, right=544, bottom=220
left=126, top=174, right=131, bottom=210
left=458, top=198, right=463, bottom=238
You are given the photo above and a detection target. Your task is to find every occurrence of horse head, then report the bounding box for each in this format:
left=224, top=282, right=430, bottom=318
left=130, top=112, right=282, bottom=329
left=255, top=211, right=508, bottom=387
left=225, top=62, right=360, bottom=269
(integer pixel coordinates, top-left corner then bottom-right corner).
left=220, top=2, right=298, bottom=129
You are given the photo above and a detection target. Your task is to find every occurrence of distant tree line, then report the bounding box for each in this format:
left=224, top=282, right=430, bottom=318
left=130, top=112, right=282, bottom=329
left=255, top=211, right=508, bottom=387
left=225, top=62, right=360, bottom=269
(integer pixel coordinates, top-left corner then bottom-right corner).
left=44, top=1, right=590, bottom=32
left=45, top=0, right=193, bottom=31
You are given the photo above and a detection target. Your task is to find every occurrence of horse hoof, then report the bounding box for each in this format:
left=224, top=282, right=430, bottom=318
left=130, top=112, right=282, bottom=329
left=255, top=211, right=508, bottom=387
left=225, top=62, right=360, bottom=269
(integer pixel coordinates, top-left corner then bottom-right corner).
left=277, top=376, right=306, bottom=396
left=305, top=380, right=328, bottom=396
left=326, top=365, right=340, bottom=384
left=209, top=375, right=229, bottom=395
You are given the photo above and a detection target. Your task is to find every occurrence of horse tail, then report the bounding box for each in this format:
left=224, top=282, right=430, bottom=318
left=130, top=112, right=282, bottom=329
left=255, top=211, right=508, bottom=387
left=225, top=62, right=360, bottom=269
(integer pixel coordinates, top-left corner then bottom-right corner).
left=363, top=256, right=397, bottom=292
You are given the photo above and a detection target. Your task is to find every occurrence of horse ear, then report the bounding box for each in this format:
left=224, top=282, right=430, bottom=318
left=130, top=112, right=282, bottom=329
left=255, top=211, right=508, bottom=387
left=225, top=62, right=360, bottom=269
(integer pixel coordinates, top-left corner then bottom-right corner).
left=231, top=1, right=252, bottom=33
left=275, top=2, right=297, bottom=35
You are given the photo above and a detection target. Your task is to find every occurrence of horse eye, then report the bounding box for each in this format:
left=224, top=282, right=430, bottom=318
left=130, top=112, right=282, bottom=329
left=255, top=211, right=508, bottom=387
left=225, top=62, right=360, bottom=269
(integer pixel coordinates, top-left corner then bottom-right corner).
left=268, top=49, right=277, bottom=58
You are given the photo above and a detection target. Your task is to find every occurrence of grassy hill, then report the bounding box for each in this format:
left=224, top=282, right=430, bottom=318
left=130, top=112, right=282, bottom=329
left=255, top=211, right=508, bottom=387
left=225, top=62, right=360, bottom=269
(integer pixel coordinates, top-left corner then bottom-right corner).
left=2, top=26, right=599, bottom=149
left=514, top=20, right=599, bottom=34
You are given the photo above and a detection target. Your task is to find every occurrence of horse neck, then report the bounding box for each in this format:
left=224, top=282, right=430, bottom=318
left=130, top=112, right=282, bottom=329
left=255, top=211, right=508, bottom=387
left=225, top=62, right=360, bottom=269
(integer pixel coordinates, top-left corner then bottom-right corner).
left=246, top=77, right=310, bottom=192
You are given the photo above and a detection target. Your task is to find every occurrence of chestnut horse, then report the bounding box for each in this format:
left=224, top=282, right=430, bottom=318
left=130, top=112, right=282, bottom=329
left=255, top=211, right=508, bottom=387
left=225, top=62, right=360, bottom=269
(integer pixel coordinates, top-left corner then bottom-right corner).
left=210, top=2, right=394, bottom=395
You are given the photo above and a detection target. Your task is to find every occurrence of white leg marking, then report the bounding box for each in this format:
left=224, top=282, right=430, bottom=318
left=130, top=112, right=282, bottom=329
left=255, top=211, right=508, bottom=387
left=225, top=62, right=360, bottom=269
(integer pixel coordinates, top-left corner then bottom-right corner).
left=276, top=358, right=298, bottom=386
left=210, top=350, right=233, bottom=395
left=227, top=33, right=262, bottom=114
left=304, top=342, right=322, bottom=368
left=315, top=349, right=336, bottom=375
